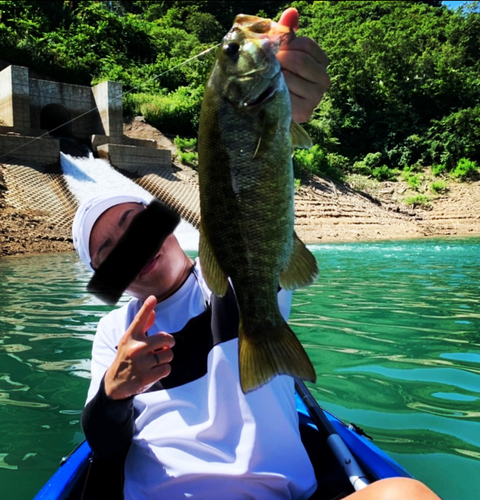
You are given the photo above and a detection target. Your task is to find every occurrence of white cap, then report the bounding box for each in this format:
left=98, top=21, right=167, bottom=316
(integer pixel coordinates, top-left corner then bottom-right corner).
left=72, top=193, right=151, bottom=272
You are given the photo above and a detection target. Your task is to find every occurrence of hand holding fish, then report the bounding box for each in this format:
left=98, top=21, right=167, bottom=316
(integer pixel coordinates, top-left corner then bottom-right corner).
left=104, top=295, right=175, bottom=400
left=277, top=8, right=330, bottom=123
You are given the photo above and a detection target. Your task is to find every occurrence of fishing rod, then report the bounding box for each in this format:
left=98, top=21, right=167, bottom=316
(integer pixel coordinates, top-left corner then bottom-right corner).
left=294, top=379, right=371, bottom=492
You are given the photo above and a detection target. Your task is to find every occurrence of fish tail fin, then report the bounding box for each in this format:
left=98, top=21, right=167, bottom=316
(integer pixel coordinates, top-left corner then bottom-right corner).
left=239, top=319, right=316, bottom=394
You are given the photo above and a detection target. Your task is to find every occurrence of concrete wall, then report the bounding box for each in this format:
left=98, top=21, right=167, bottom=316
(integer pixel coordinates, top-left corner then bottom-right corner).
left=92, top=81, right=123, bottom=137
left=0, top=66, right=30, bottom=130
left=0, top=65, right=172, bottom=173
left=0, top=134, right=59, bottom=164
left=97, top=144, right=171, bottom=171
left=0, top=65, right=125, bottom=141
left=29, top=78, right=101, bottom=139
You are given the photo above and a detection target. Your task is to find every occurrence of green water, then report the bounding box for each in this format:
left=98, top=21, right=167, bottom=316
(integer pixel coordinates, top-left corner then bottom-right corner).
left=0, top=239, right=479, bottom=500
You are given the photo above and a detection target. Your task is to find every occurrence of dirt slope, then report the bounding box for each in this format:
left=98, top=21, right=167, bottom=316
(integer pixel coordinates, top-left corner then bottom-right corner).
left=1, top=117, right=479, bottom=258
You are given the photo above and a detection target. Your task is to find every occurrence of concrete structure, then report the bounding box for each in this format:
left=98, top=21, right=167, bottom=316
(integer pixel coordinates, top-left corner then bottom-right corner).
left=0, top=65, right=171, bottom=168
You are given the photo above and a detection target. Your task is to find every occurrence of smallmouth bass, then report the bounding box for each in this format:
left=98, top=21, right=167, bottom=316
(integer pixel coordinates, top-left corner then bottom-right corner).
left=197, top=14, right=318, bottom=393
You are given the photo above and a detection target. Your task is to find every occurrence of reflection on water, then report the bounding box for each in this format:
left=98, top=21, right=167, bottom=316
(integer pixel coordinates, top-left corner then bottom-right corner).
left=0, top=239, right=479, bottom=499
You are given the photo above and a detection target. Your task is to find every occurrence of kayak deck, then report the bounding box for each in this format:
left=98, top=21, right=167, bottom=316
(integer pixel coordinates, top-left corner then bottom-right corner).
left=35, top=391, right=411, bottom=500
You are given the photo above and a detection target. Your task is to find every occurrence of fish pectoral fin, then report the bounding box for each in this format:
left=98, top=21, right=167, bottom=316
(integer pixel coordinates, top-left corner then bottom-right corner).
left=199, top=222, right=229, bottom=297
left=253, top=134, right=262, bottom=159
left=290, top=121, right=312, bottom=150
left=239, top=318, right=316, bottom=394
left=279, top=232, right=319, bottom=290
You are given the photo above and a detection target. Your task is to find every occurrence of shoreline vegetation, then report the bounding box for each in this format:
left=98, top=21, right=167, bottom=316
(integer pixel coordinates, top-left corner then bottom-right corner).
left=1, top=1, right=479, bottom=256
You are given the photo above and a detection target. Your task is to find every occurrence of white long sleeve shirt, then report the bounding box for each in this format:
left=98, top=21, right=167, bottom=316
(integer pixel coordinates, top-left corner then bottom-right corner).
left=86, top=260, right=317, bottom=500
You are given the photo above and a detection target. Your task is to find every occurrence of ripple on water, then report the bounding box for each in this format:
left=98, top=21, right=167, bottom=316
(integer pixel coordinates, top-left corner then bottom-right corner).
left=1, top=241, right=479, bottom=500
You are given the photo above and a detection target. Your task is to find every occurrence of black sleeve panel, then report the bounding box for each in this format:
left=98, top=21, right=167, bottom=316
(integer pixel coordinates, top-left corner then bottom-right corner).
left=82, top=377, right=135, bottom=458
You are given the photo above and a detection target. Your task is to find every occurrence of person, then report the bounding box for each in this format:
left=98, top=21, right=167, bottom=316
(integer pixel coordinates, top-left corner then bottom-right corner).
left=74, top=8, right=441, bottom=500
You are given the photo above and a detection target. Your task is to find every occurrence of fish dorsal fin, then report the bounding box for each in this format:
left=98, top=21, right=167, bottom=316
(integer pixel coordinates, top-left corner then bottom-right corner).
left=199, top=221, right=229, bottom=297
left=290, top=121, right=313, bottom=150
left=279, top=232, right=318, bottom=290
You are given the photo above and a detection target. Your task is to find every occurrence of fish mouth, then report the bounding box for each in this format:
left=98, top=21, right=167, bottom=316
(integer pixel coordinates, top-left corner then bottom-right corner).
left=243, top=85, right=276, bottom=108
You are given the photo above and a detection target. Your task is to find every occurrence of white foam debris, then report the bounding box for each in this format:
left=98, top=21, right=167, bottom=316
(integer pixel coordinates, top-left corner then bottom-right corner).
left=60, top=152, right=153, bottom=203
left=60, top=152, right=199, bottom=251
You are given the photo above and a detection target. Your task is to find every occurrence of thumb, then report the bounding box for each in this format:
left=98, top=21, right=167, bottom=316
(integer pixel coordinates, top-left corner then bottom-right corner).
left=278, top=7, right=299, bottom=32
left=129, top=295, right=157, bottom=339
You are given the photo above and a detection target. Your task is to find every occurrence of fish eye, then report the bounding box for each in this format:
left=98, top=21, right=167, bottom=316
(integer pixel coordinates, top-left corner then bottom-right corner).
left=224, top=42, right=240, bottom=58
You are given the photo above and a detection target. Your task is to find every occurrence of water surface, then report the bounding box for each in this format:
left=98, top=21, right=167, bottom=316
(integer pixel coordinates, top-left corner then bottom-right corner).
left=0, top=238, right=479, bottom=499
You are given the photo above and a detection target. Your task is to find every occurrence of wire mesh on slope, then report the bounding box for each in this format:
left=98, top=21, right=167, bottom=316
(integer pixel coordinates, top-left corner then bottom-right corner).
left=1, top=162, right=78, bottom=229
left=115, top=163, right=201, bottom=230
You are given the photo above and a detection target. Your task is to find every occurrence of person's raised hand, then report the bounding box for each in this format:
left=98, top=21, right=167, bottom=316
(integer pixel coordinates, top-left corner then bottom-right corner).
left=104, top=295, right=175, bottom=400
left=277, top=7, right=330, bottom=123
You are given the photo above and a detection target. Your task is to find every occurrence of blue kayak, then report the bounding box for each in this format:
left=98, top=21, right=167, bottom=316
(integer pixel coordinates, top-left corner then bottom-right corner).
left=34, top=381, right=411, bottom=500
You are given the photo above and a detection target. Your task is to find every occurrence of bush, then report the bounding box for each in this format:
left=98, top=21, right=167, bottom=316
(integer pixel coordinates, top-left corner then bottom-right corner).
left=424, top=106, right=480, bottom=169
left=127, top=86, right=203, bottom=136
left=430, top=180, right=448, bottom=194
left=352, top=152, right=383, bottom=176
left=404, top=194, right=430, bottom=208
left=174, top=136, right=197, bottom=151
left=293, top=145, right=346, bottom=181
left=401, top=167, right=422, bottom=190
left=325, top=153, right=351, bottom=177
left=432, top=164, right=447, bottom=176
left=450, top=158, right=479, bottom=181
left=174, top=136, right=198, bottom=169
left=386, top=135, right=425, bottom=170
left=371, top=165, right=399, bottom=182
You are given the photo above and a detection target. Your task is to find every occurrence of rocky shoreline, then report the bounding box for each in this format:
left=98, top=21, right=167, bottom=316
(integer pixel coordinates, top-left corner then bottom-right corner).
left=2, top=174, right=479, bottom=260
left=1, top=118, right=479, bottom=259
left=0, top=195, right=73, bottom=257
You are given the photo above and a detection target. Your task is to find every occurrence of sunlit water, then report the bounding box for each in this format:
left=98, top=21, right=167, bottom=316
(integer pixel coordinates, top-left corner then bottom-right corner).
left=0, top=238, right=479, bottom=499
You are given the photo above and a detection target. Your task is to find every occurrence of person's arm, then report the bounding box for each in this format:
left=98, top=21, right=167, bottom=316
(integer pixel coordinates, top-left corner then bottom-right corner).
left=277, top=8, right=330, bottom=123
left=82, top=376, right=135, bottom=457
left=82, top=296, right=175, bottom=457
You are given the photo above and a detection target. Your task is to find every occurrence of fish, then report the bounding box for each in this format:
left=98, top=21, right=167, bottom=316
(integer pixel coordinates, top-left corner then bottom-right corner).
left=197, top=14, right=318, bottom=393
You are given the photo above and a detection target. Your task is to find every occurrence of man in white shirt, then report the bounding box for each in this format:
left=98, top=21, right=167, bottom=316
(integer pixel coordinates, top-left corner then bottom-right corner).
left=73, top=8, right=440, bottom=500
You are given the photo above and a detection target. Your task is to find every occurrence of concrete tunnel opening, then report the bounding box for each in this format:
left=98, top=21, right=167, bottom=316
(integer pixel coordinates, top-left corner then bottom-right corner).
left=40, top=103, right=73, bottom=137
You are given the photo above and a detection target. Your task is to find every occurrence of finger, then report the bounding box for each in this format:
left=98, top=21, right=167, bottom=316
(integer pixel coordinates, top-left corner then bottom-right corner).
left=282, top=70, right=329, bottom=123
left=137, top=361, right=172, bottom=392
left=147, top=332, right=176, bottom=351
left=278, top=36, right=329, bottom=72
left=282, top=66, right=330, bottom=101
left=289, top=93, right=316, bottom=124
left=151, top=347, right=174, bottom=368
left=151, top=363, right=171, bottom=380
left=278, top=8, right=299, bottom=31
left=129, top=295, right=157, bottom=340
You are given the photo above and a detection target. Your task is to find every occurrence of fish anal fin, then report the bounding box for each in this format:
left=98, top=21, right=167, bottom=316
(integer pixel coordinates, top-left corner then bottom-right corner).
left=279, top=232, right=318, bottom=290
left=199, top=222, right=228, bottom=297
left=290, top=121, right=313, bottom=150
left=239, top=319, right=316, bottom=394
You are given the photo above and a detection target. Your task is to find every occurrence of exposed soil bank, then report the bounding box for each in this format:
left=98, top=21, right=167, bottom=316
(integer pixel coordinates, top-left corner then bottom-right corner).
left=1, top=117, right=479, bottom=258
